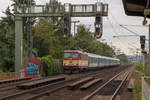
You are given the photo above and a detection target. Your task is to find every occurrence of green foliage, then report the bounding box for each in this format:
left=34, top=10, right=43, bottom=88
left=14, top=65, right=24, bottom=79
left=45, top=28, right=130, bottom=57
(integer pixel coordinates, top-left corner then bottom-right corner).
left=40, top=55, right=61, bottom=76
left=0, top=7, right=15, bottom=72
left=136, top=63, right=143, bottom=72
left=117, top=54, right=130, bottom=65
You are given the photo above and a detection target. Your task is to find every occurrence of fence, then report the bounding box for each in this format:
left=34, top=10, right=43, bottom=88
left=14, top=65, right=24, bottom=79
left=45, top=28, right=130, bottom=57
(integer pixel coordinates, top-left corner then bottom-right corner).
left=142, top=76, right=150, bottom=100
left=40, top=59, right=63, bottom=76
left=0, top=72, right=20, bottom=80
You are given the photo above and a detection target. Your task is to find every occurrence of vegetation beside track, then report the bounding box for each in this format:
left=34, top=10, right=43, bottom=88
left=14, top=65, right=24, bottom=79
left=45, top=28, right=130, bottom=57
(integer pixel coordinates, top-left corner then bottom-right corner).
left=132, top=63, right=143, bottom=100
left=40, top=55, right=62, bottom=76
left=133, top=72, right=142, bottom=100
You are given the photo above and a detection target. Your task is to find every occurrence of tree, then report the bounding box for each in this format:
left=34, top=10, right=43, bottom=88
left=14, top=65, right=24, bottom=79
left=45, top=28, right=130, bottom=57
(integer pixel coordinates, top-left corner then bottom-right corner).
left=0, top=7, right=15, bottom=72
left=117, top=54, right=130, bottom=65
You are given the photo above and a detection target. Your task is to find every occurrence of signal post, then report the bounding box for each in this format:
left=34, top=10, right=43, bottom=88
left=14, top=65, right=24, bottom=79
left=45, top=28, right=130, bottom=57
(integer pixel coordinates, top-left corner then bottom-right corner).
left=140, top=35, right=146, bottom=69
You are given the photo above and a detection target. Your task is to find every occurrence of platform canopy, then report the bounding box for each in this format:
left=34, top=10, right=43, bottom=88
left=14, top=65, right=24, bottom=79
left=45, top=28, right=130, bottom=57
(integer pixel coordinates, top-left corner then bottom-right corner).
left=122, top=0, right=150, bottom=18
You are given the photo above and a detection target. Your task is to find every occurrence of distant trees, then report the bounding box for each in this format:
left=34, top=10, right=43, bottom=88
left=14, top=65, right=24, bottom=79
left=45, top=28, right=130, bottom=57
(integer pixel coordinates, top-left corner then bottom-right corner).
left=117, top=54, right=130, bottom=65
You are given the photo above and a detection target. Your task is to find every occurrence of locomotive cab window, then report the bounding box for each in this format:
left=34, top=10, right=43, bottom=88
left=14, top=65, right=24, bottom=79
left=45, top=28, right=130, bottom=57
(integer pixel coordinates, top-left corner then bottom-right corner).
left=64, top=53, right=71, bottom=58
left=72, top=53, right=78, bottom=58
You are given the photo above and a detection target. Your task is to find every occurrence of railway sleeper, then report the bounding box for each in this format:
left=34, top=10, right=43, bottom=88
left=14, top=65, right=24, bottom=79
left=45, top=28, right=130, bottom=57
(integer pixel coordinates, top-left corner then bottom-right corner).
left=68, top=77, right=94, bottom=90
left=80, top=78, right=103, bottom=90
left=17, top=76, right=65, bottom=89
left=0, top=78, right=31, bottom=85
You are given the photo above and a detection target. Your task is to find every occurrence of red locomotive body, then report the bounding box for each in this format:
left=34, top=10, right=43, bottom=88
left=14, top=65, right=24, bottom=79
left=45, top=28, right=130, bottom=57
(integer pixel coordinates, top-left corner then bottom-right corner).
left=63, top=50, right=88, bottom=72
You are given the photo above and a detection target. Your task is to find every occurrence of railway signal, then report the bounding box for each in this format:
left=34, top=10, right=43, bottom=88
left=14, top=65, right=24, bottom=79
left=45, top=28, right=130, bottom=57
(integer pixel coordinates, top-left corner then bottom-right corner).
left=94, top=13, right=103, bottom=39
left=63, top=14, right=70, bottom=38
left=140, top=35, right=146, bottom=50
left=95, top=13, right=101, bottom=24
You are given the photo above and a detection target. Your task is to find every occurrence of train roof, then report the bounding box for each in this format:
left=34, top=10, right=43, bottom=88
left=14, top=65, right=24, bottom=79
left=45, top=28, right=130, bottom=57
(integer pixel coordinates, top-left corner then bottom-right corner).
left=64, top=50, right=120, bottom=61
left=87, top=53, right=120, bottom=61
left=64, top=50, right=84, bottom=53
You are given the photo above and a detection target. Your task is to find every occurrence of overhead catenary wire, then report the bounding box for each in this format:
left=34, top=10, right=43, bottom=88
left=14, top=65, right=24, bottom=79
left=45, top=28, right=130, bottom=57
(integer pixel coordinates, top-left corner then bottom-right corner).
left=103, top=2, right=141, bottom=51
left=106, top=16, right=139, bottom=51
left=103, top=0, right=145, bottom=37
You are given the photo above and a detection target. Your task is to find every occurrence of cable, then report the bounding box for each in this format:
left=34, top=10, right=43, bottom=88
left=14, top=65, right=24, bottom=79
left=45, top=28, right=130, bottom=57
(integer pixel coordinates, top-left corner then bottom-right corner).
left=120, top=24, right=149, bottom=27
left=106, top=10, right=140, bottom=51
left=119, top=25, right=140, bottom=36
left=119, top=25, right=149, bottom=41
left=106, top=17, right=136, bottom=52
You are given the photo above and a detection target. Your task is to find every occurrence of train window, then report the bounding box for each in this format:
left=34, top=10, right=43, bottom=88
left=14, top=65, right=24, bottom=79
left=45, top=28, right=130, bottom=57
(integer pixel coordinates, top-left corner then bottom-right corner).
left=72, top=53, right=78, bottom=58
left=64, top=53, right=71, bottom=58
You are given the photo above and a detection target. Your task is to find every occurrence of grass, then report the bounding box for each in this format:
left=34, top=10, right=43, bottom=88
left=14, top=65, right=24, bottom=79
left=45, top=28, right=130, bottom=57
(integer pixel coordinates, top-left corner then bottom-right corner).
left=132, top=63, right=143, bottom=100
left=132, top=72, right=141, bottom=100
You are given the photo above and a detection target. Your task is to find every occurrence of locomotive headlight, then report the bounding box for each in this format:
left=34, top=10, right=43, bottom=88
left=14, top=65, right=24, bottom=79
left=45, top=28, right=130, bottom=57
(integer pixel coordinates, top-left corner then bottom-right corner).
left=64, top=63, right=68, bottom=66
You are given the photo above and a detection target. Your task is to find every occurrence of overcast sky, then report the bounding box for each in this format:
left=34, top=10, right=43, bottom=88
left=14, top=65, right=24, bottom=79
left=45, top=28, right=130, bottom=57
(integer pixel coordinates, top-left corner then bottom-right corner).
left=0, top=0, right=149, bottom=55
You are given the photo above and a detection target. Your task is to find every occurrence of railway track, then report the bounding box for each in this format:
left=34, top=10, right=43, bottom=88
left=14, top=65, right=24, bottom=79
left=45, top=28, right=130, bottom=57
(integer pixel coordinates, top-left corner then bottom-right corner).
left=34, top=65, right=131, bottom=100
left=83, top=67, right=134, bottom=100
left=0, top=65, right=131, bottom=100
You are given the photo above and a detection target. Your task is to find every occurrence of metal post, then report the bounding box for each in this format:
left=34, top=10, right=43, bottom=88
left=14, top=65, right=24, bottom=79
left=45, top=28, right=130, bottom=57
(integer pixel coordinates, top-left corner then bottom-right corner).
left=15, top=17, right=23, bottom=72
left=27, top=17, right=33, bottom=59
left=149, top=24, right=150, bottom=58
left=143, top=53, right=145, bottom=71
left=27, top=0, right=33, bottom=59
left=142, top=77, right=144, bottom=100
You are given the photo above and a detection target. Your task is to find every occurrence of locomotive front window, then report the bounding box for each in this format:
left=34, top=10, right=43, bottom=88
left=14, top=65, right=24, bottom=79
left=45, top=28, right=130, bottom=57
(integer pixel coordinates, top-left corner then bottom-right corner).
left=72, top=53, right=78, bottom=58
left=64, top=53, right=71, bottom=58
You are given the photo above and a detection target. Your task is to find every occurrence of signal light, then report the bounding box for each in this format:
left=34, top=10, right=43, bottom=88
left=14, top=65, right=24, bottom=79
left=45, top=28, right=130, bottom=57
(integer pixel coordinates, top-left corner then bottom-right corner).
left=94, top=13, right=102, bottom=39
left=96, top=13, right=101, bottom=17
left=95, top=13, right=101, bottom=24
left=64, top=16, right=69, bottom=23
left=140, top=36, right=145, bottom=44
left=140, top=35, right=146, bottom=50
left=141, top=44, right=145, bottom=50
left=96, top=27, right=100, bottom=33
left=63, top=14, right=70, bottom=36
left=64, top=28, right=68, bottom=34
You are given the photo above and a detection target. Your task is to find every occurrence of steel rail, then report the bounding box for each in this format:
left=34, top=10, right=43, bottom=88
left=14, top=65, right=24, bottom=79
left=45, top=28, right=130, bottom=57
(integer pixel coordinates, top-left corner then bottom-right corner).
left=83, top=68, right=130, bottom=100
left=110, top=71, right=130, bottom=100
left=110, top=67, right=134, bottom=100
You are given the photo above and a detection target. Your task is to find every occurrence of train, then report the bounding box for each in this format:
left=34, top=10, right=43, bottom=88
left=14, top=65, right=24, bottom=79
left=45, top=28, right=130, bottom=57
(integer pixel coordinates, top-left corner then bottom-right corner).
left=63, top=50, right=120, bottom=73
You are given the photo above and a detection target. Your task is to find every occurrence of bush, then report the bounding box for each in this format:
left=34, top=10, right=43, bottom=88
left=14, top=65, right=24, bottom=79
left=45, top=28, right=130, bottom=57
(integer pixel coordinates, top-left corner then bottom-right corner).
left=40, top=55, right=61, bottom=76
left=136, top=63, right=143, bottom=72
